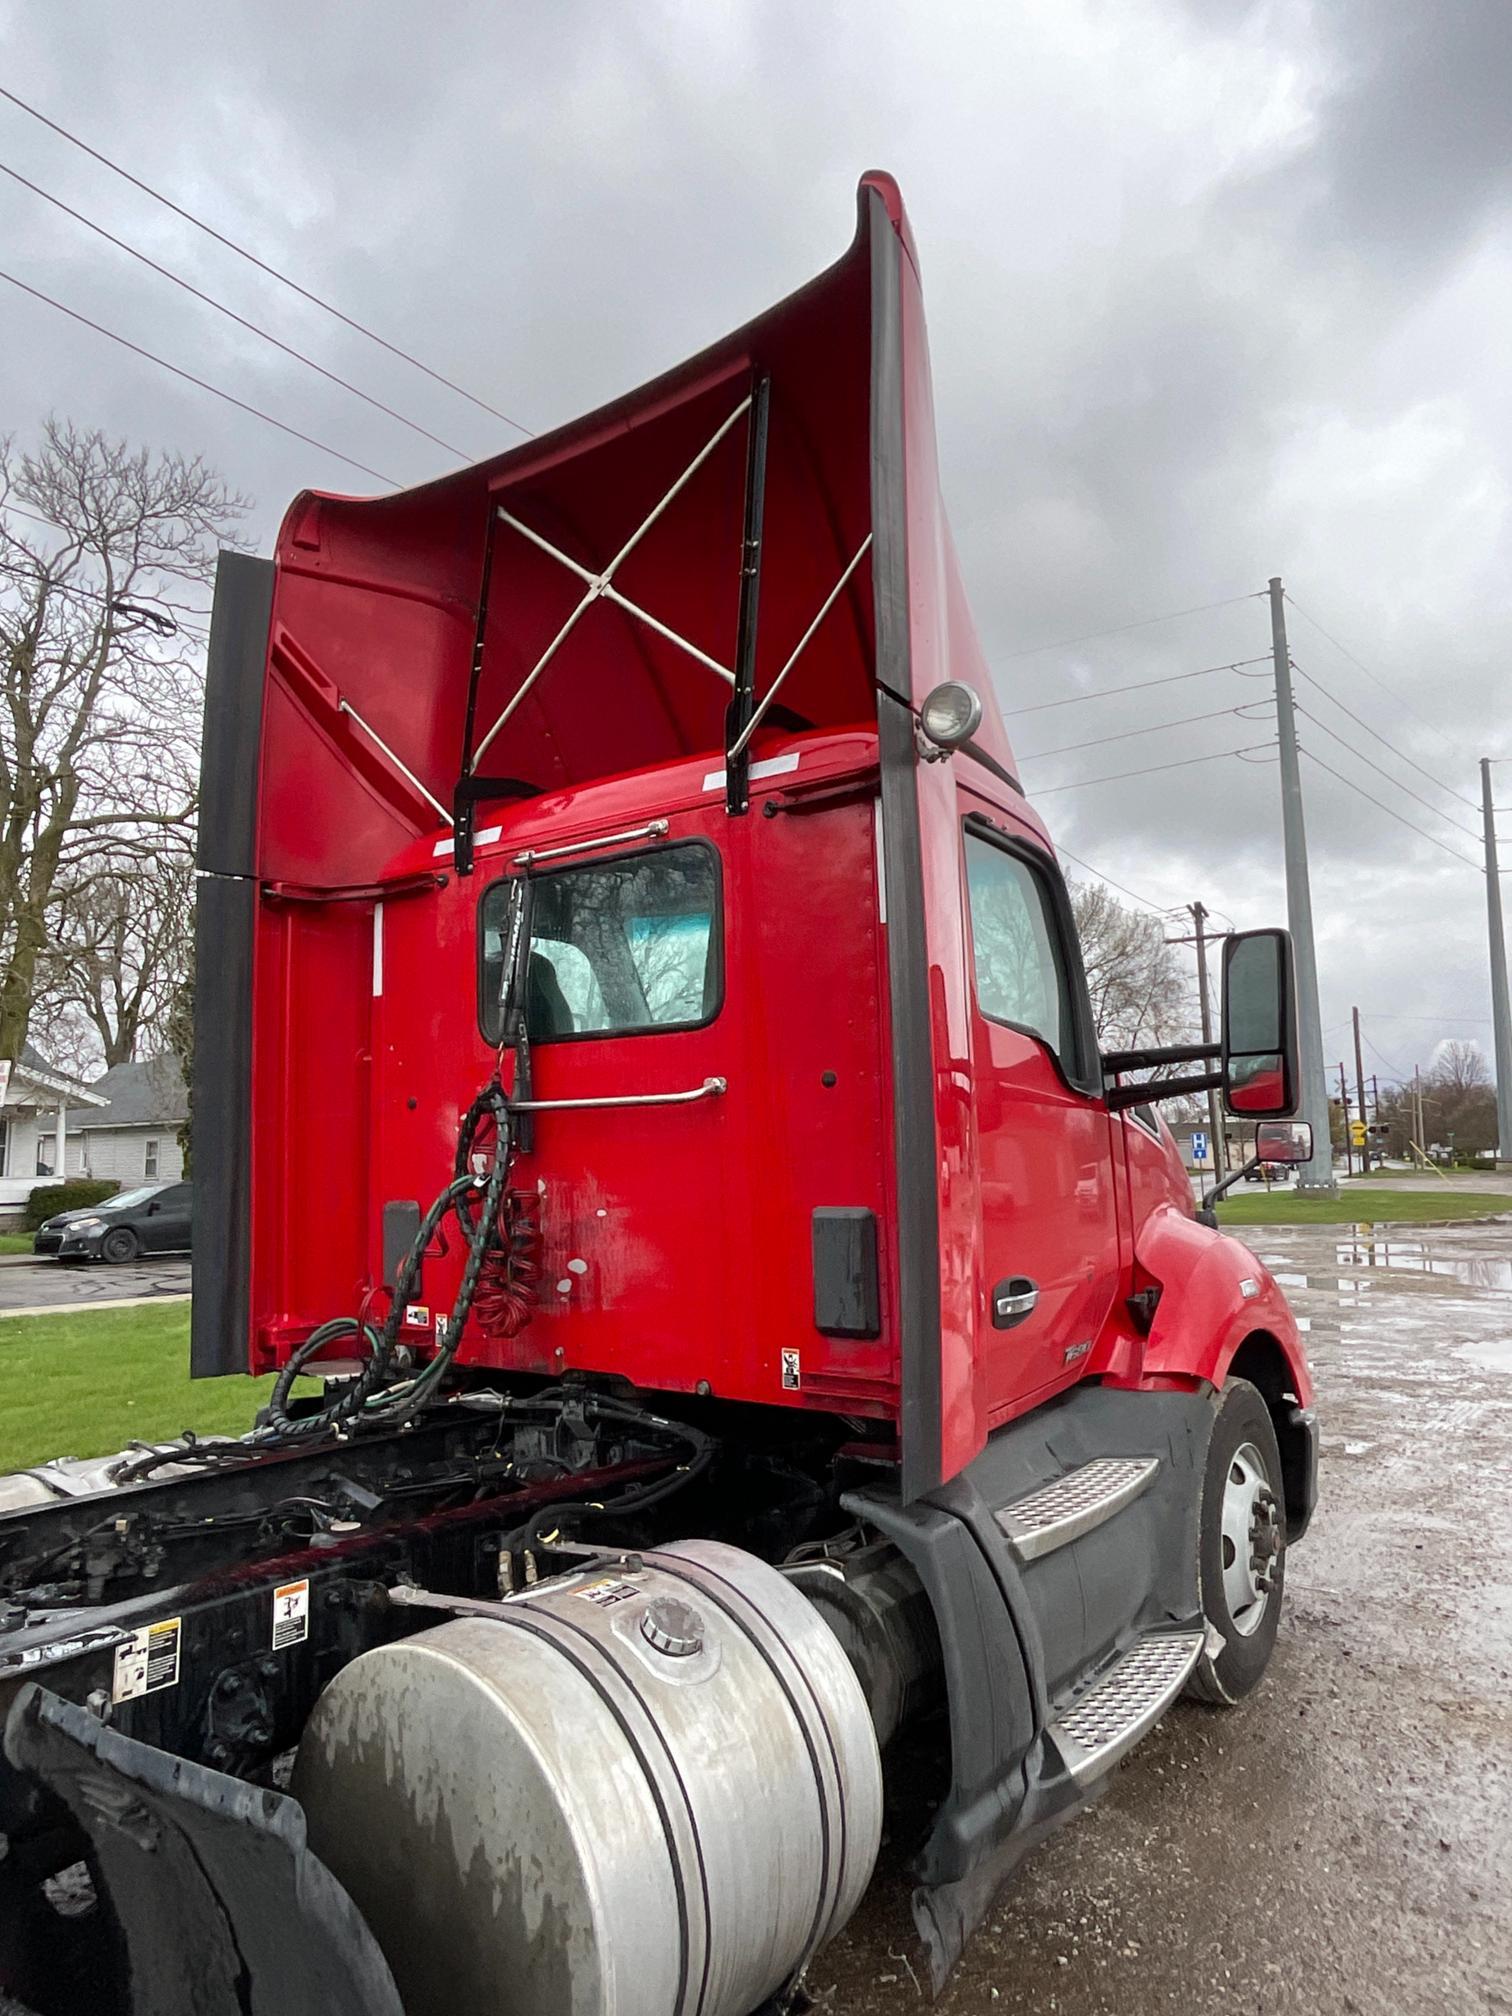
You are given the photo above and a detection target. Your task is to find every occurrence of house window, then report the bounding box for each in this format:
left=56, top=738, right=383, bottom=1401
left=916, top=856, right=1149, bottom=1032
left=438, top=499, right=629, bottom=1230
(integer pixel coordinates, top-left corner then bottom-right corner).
left=144, top=1139, right=160, bottom=1178
left=35, top=1138, right=53, bottom=1178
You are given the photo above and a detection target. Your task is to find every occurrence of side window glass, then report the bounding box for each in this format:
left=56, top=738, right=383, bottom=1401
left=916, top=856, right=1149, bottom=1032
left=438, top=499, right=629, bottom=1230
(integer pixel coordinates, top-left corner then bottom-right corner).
left=964, top=832, right=1073, bottom=1061
left=479, top=844, right=719, bottom=1044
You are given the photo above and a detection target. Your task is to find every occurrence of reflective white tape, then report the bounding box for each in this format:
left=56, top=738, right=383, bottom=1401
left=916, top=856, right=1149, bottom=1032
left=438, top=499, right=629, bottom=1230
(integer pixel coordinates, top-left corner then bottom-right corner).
left=701, top=751, right=802, bottom=792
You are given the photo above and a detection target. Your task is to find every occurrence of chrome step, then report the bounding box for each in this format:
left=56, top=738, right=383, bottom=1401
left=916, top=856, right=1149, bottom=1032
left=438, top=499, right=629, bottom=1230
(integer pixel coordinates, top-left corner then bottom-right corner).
left=996, top=1455, right=1159, bottom=1562
left=1049, top=1628, right=1206, bottom=1783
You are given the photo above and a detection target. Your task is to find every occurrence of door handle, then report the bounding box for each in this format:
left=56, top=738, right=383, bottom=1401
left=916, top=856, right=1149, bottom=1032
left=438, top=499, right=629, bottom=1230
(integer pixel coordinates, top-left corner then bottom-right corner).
left=992, top=1276, right=1039, bottom=1329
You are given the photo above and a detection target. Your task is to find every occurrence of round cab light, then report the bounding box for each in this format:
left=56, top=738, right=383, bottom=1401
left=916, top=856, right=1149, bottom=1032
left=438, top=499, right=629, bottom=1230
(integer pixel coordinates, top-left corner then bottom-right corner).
left=920, top=681, right=983, bottom=749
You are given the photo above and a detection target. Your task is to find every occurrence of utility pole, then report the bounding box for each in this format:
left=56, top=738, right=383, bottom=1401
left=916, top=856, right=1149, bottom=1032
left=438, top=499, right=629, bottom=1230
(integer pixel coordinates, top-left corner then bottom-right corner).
left=1481, top=758, right=1512, bottom=1168
left=1270, top=577, right=1336, bottom=1192
left=1337, top=1062, right=1353, bottom=1177
left=1352, top=1006, right=1370, bottom=1177
left=1167, top=903, right=1228, bottom=1184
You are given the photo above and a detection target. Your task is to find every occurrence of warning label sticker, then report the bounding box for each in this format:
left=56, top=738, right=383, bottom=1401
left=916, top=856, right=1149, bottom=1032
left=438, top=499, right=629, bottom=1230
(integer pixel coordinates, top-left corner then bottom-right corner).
left=272, top=1579, right=311, bottom=1651
left=112, top=1617, right=182, bottom=1703
left=576, top=1577, right=640, bottom=1610
left=780, top=1348, right=801, bottom=1391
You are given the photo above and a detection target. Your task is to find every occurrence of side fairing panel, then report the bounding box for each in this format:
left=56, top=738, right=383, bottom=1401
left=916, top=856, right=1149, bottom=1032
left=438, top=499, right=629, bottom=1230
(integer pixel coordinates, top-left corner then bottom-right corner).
left=866, top=179, right=1040, bottom=1494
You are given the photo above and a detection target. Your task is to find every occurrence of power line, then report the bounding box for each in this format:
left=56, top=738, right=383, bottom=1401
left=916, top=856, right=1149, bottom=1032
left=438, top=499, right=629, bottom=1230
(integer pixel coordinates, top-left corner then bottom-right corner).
left=1300, top=748, right=1483, bottom=870
left=0, top=159, right=469, bottom=461
left=1290, top=658, right=1478, bottom=811
left=0, top=558, right=211, bottom=641
left=1018, top=701, right=1265, bottom=764
left=1284, top=592, right=1471, bottom=767
left=999, top=592, right=1263, bottom=661
left=0, top=267, right=396, bottom=485
left=1030, top=742, right=1275, bottom=796
left=1294, top=706, right=1483, bottom=842
left=1054, top=845, right=1182, bottom=916
left=1003, top=654, right=1270, bottom=718
left=0, top=84, right=532, bottom=439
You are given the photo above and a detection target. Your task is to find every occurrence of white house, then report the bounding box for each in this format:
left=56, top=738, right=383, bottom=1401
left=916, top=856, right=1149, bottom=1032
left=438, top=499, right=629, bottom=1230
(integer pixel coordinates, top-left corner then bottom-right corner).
left=0, top=1051, right=188, bottom=1221
left=0, top=1048, right=107, bottom=1218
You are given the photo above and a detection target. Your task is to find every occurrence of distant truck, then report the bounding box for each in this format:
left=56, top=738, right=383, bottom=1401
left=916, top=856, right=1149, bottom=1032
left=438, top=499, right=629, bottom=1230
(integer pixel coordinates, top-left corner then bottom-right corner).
left=0, top=174, right=1316, bottom=2016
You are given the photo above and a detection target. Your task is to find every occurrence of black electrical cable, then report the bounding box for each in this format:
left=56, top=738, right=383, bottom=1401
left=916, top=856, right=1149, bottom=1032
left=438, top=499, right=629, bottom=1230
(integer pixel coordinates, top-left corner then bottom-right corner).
left=261, top=1080, right=515, bottom=1442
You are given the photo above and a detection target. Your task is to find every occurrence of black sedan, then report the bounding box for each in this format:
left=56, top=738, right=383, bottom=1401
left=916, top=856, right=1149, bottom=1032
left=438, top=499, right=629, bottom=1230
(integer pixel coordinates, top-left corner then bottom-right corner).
left=49, top=1183, right=192, bottom=1263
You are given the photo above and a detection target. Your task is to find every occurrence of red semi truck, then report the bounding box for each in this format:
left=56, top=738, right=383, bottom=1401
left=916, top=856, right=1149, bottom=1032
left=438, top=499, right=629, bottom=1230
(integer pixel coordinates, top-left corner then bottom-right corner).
left=0, top=174, right=1316, bottom=2016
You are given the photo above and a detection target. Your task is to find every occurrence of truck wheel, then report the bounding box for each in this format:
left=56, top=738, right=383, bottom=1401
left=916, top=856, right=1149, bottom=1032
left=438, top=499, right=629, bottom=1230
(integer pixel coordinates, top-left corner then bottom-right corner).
left=101, top=1227, right=139, bottom=1263
left=1188, top=1378, right=1286, bottom=1704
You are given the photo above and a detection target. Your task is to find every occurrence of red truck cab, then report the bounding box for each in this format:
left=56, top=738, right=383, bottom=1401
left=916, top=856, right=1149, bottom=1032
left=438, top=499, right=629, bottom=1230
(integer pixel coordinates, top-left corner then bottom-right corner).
left=173, top=171, right=1317, bottom=1994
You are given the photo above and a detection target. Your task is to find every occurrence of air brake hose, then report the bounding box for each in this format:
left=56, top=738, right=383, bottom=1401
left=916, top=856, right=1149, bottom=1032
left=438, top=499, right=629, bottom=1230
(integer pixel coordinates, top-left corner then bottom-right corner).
left=261, top=1080, right=525, bottom=1444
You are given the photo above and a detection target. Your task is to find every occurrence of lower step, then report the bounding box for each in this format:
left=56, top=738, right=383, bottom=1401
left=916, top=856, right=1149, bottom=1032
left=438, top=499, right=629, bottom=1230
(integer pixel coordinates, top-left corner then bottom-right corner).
left=1048, top=1627, right=1206, bottom=1783
left=996, top=1454, right=1159, bottom=1562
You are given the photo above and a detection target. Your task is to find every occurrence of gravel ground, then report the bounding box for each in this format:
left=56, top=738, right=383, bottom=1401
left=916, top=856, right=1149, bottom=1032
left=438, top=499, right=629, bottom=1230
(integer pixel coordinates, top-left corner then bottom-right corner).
left=818, top=1217, right=1512, bottom=2014
left=5, top=1218, right=1509, bottom=2013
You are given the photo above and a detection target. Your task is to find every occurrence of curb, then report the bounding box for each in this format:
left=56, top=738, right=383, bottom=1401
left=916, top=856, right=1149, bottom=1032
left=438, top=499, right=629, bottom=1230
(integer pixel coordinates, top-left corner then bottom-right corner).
left=0, top=1293, right=193, bottom=1322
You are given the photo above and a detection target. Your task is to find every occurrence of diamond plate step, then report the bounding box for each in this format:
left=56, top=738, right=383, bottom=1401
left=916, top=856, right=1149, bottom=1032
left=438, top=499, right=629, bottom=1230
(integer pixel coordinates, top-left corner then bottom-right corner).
left=1049, top=1628, right=1206, bottom=1783
left=995, top=1455, right=1159, bottom=1562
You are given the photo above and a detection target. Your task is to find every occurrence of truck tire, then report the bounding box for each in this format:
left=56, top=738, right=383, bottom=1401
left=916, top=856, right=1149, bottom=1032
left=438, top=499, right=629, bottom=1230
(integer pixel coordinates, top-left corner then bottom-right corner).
left=1187, top=1377, right=1286, bottom=1704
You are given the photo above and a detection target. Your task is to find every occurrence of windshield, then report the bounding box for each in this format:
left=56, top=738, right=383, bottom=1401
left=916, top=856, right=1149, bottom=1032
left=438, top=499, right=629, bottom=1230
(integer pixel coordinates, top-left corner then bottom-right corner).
left=480, top=843, right=720, bottom=1044
left=99, top=1186, right=166, bottom=1211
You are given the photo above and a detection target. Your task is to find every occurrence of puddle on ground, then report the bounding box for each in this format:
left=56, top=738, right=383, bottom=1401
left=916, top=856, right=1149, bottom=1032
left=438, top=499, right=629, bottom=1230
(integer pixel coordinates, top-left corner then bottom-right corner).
left=1334, top=1239, right=1512, bottom=1291
left=1456, top=1337, right=1512, bottom=1374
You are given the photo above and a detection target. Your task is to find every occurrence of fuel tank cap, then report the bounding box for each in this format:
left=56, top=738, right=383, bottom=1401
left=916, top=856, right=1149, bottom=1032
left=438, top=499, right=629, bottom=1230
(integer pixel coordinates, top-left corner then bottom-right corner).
left=639, top=1596, right=705, bottom=1658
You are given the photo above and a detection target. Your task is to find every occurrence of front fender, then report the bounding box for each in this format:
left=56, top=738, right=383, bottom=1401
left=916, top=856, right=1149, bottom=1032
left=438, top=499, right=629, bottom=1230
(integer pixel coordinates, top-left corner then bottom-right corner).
left=1124, top=1203, right=1313, bottom=1406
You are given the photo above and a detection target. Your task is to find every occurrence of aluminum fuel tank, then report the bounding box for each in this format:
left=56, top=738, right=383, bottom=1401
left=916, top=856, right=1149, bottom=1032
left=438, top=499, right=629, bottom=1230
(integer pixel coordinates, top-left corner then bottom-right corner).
left=292, top=1537, right=883, bottom=2016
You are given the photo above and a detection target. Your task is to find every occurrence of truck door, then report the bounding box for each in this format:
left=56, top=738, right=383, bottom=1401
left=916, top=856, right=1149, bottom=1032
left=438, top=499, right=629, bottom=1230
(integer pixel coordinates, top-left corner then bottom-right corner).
left=958, top=805, right=1120, bottom=1419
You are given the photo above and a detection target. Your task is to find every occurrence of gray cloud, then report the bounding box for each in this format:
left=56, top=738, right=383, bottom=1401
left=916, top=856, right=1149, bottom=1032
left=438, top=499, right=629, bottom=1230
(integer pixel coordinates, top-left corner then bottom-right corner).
left=3, top=0, right=1509, bottom=1078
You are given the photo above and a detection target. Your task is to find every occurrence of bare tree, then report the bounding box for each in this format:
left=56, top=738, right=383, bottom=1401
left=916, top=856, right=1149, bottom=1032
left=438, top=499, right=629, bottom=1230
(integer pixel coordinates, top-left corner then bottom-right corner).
left=0, top=420, right=247, bottom=1060
left=1070, top=880, right=1192, bottom=1050
left=38, top=850, right=196, bottom=1067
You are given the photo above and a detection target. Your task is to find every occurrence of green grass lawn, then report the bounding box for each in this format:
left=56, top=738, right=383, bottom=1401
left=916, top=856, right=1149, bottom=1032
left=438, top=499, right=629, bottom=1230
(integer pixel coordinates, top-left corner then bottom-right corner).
left=0, top=1304, right=288, bottom=1473
left=1216, top=1186, right=1512, bottom=1227
left=0, top=1233, right=34, bottom=1255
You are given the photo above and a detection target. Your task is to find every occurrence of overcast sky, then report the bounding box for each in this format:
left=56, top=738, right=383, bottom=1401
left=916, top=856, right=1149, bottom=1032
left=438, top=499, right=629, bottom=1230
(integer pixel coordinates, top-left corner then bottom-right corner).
left=4, top=0, right=1510, bottom=1092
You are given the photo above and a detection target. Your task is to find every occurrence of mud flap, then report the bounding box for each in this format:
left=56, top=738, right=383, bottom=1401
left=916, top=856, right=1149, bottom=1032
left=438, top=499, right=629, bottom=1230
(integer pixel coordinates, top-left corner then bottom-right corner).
left=3, top=1683, right=403, bottom=2016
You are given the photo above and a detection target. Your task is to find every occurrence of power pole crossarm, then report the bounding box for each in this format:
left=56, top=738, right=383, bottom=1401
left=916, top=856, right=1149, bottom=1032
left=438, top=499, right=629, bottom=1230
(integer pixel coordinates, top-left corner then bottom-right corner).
left=1481, top=758, right=1512, bottom=1167
left=1270, top=579, right=1336, bottom=1193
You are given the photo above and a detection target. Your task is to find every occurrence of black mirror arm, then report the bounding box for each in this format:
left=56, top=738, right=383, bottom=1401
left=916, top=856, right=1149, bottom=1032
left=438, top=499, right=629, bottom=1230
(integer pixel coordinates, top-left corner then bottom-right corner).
left=1101, top=1041, right=1219, bottom=1075
left=1106, top=1069, right=1222, bottom=1110
left=1202, top=1154, right=1261, bottom=1216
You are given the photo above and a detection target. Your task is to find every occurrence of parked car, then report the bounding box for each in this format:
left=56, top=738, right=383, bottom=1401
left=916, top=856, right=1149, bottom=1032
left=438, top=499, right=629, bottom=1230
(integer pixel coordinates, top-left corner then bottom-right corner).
left=32, top=1202, right=118, bottom=1255
left=1243, top=1162, right=1283, bottom=1183
left=54, top=1182, right=192, bottom=1262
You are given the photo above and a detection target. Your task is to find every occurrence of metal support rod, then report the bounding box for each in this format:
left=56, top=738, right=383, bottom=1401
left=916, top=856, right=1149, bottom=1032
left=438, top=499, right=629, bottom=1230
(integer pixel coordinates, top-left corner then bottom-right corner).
left=338, top=701, right=452, bottom=824
left=1481, top=757, right=1512, bottom=1164
left=471, top=396, right=751, bottom=768
left=1338, top=1061, right=1353, bottom=1177
left=728, top=535, right=873, bottom=760
left=1352, top=1006, right=1370, bottom=1177
left=1269, top=578, right=1336, bottom=1192
left=725, top=375, right=771, bottom=815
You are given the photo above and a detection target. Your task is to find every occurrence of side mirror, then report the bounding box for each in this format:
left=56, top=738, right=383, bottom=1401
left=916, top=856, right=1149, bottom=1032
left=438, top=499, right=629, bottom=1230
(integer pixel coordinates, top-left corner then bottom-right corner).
left=1255, top=1120, right=1312, bottom=1164
left=1221, top=928, right=1299, bottom=1118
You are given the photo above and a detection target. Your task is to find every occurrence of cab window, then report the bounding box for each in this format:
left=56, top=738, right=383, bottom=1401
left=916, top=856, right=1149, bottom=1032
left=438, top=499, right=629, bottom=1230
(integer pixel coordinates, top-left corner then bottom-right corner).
left=964, top=829, right=1075, bottom=1064
left=480, top=843, right=721, bottom=1044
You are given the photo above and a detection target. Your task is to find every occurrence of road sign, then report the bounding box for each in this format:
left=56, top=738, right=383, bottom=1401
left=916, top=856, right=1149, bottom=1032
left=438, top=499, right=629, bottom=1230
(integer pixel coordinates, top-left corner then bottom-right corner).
left=1349, top=1120, right=1367, bottom=1147
left=1191, top=1130, right=1210, bottom=1166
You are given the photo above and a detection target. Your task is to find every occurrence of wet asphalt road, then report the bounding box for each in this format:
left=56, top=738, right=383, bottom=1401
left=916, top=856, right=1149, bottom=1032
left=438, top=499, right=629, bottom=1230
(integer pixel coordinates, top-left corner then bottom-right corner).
left=819, top=1215, right=1512, bottom=2015
left=0, top=1254, right=191, bottom=1313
